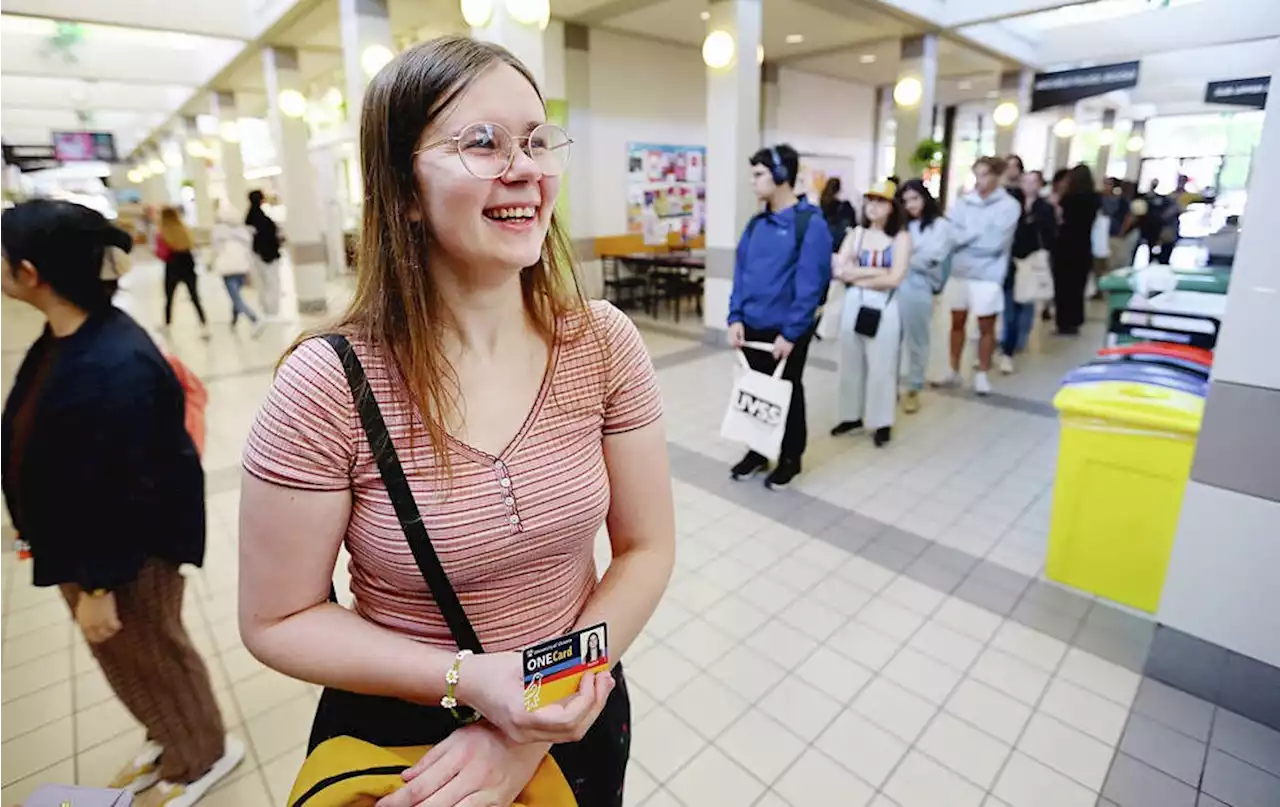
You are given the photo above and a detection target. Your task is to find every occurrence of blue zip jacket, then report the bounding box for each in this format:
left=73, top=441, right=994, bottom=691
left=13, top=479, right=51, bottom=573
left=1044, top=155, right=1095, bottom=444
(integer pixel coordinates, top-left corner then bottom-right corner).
left=727, top=200, right=833, bottom=342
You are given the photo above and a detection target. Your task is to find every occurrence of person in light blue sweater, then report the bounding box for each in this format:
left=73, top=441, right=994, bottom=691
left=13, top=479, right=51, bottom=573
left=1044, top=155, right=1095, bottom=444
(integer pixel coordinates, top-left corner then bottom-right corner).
left=940, top=156, right=1020, bottom=395
left=896, top=180, right=954, bottom=413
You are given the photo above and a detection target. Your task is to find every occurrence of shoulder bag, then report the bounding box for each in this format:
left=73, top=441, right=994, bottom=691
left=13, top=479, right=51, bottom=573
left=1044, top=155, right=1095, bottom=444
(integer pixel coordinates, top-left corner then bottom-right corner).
left=287, top=334, right=586, bottom=807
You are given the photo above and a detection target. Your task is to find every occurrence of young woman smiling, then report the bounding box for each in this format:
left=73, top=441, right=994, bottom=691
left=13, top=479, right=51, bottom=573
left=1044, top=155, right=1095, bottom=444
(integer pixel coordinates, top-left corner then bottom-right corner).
left=238, top=37, right=675, bottom=807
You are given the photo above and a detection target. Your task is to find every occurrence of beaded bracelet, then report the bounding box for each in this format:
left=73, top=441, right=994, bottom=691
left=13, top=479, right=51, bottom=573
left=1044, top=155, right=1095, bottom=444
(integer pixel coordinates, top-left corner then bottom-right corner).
left=441, top=649, right=482, bottom=725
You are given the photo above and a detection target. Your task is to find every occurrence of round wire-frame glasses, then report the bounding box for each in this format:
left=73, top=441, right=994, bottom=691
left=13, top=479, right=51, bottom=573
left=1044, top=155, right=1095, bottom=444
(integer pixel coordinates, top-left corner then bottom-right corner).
left=414, top=121, right=573, bottom=180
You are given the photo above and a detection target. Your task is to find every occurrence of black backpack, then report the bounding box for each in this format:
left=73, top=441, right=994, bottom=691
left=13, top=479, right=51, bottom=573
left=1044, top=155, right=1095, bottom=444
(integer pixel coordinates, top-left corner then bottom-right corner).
left=745, top=207, right=816, bottom=275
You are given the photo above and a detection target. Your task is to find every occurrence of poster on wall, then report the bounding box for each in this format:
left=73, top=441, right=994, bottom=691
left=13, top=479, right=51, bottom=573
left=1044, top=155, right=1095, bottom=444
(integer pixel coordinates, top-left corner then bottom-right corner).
left=795, top=154, right=858, bottom=205
left=626, top=142, right=707, bottom=243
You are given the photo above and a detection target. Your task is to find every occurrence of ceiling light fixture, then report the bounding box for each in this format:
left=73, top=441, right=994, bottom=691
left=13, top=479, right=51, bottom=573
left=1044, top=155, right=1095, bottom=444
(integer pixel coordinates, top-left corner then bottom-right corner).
left=163, top=151, right=182, bottom=168
left=460, top=0, right=494, bottom=27
left=893, top=76, right=923, bottom=107
left=1127, top=134, right=1145, bottom=152
left=1098, top=128, right=1115, bottom=146
left=506, top=0, right=550, bottom=29
left=361, top=44, right=394, bottom=77
left=278, top=88, right=308, bottom=119
left=185, top=140, right=207, bottom=158
left=859, top=53, right=876, bottom=64
left=700, top=11, right=710, bottom=21
left=785, top=33, right=804, bottom=44
left=993, top=101, right=1019, bottom=127
left=702, top=30, right=735, bottom=69
left=757, top=43, right=764, bottom=65
left=1053, top=117, right=1078, bottom=139
left=127, top=168, right=143, bottom=183
left=148, top=158, right=166, bottom=174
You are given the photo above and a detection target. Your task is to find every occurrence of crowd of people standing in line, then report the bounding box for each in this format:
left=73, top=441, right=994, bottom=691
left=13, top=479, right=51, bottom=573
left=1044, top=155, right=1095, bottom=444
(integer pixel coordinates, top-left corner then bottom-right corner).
left=725, top=142, right=1187, bottom=490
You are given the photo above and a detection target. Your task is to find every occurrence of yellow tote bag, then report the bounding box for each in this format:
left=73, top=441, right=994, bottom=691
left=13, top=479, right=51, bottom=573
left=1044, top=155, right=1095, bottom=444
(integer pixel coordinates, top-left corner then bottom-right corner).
left=288, top=736, right=577, bottom=807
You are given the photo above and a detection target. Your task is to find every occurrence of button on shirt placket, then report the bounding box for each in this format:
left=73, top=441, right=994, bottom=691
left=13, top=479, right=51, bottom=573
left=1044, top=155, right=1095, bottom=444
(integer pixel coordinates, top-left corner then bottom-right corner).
left=495, top=461, right=522, bottom=532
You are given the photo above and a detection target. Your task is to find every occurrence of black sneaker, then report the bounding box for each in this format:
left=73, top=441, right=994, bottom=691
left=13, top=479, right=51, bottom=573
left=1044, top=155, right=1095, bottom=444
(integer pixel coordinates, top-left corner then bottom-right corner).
left=873, top=427, right=892, bottom=447
left=730, top=451, right=769, bottom=481
left=765, top=457, right=801, bottom=489
left=831, top=419, right=864, bottom=436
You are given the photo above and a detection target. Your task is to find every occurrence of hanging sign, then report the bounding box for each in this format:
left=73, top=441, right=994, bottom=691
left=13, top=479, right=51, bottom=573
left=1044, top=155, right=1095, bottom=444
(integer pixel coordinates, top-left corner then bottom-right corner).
left=1, top=144, right=60, bottom=172
left=1205, top=76, right=1269, bottom=108
left=1031, top=61, right=1140, bottom=112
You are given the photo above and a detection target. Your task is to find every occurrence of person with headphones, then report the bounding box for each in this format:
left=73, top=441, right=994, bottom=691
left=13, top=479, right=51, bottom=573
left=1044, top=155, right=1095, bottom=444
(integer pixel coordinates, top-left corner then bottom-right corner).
left=727, top=143, right=833, bottom=489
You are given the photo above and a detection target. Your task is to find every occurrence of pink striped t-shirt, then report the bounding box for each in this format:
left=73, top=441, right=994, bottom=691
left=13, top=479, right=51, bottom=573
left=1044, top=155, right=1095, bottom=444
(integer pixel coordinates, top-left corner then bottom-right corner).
left=242, top=300, right=663, bottom=652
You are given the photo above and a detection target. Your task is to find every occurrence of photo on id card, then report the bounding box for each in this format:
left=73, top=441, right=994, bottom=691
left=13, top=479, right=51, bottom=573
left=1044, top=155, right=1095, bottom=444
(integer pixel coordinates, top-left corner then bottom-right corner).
left=522, top=623, right=608, bottom=711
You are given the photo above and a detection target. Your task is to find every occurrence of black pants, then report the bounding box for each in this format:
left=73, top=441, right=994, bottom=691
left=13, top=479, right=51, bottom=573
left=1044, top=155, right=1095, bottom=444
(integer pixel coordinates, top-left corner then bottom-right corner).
left=1050, top=249, right=1089, bottom=334
left=308, top=664, right=632, bottom=807
left=164, top=252, right=207, bottom=326
left=742, top=324, right=815, bottom=462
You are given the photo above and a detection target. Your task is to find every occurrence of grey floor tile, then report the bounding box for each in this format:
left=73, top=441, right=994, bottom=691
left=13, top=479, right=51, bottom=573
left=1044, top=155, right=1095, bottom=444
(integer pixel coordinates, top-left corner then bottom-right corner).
left=1212, top=709, right=1280, bottom=779
left=953, top=576, right=1022, bottom=617
left=859, top=539, right=916, bottom=573
left=1120, top=714, right=1208, bottom=786
left=1201, top=748, right=1280, bottom=807
left=1102, top=753, right=1199, bottom=807
left=967, top=560, right=1033, bottom=598
left=1010, top=598, right=1085, bottom=643
left=1020, top=580, right=1093, bottom=620
left=916, top=543, right=980, bottom=575
left=1219, top=652, right=1280, bottom=735
left=1197, top=795, right=1229, bottom=807
left=901, top=558, right=965, bottom=595
left=817, top=515, right=882, bottom=555
left=1133, top=679, right=1215, bottom=743
left=1082, top=603, right=1157, bottom=648
left=877, top=526, right=931, bottom=557
left=1074, top=624, right=1153, bottom=673
left=1144, top=626, right=1228, bottom=705
left=787, top=502, right=848, bottom=536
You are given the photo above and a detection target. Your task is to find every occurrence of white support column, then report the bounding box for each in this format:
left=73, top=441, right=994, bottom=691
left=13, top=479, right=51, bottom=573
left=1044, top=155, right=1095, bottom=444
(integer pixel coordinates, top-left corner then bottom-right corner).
left=1095, top=108, right=1118, bottom=181
left=893, top=34, right=939, bottom=180
left=702, top=0, right=763, bottom=333
left=212, top=91, right=249, bottom=213
left=161, top=136, right=184, bottom=210
left=563, top=22, right=595, bottom=287
left=339, top=0, right=393, bottom=132
left=471, top=2, right=547, bottom=86
left=994, top=68, right=1032, bottom=158
left=264, top=45, right=329, bottom=315
left=1126, top=119, right=1147, bottom=181
left=182, top=116, right=214, bottom=228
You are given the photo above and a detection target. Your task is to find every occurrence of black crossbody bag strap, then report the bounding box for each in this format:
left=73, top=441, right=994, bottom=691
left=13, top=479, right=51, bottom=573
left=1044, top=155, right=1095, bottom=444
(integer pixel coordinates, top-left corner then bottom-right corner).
left=322, top=334, right=484, bottom=655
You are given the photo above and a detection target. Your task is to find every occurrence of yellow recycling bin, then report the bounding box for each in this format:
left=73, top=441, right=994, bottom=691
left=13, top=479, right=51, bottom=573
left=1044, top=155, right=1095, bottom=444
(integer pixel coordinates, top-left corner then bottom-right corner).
left=1047, top=377, right=1205, bottom=613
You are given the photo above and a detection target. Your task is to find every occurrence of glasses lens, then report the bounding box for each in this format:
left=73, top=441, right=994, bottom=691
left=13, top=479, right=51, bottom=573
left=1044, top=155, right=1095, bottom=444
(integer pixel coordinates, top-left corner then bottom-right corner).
left=527, top=124, right=571, bottom=177
left=457, top=123, right=514, bottom=179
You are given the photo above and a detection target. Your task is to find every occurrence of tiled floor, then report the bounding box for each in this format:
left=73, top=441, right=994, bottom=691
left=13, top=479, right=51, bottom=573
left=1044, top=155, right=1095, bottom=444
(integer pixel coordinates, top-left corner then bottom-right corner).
left=3, top=259, right=1279, bottom=807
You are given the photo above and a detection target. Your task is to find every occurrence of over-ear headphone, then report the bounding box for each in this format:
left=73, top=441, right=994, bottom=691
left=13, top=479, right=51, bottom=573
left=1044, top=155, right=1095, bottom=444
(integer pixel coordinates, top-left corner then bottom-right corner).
left=768, top=146, right=789, bottom=186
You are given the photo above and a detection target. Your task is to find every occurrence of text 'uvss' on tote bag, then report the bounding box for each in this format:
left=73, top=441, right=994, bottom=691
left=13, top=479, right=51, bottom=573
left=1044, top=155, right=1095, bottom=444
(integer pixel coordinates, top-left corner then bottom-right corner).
left=720, top=341, right=792, bottom=462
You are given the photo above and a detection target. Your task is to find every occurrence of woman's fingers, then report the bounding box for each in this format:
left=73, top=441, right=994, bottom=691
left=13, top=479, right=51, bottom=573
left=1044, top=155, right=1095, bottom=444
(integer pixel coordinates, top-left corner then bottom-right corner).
left=513, top=671, right=614, bottom=742
left=419, top=766, right=481, bottom=807
left=377, top=753, right=459, bottom=807
left=403, top=742, right=452, bottom=781
left=454, top=792, right=501, bottom=807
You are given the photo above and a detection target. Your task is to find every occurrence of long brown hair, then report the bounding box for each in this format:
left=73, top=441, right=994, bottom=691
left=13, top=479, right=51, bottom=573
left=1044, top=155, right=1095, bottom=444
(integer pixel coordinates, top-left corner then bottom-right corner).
left=158, top=206, right=193, bottom=252
left=297, top=35, right=589, bottom=468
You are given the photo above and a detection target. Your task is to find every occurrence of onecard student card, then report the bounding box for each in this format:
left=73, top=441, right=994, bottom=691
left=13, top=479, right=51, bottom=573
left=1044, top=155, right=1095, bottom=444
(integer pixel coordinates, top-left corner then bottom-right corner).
left=522, top=623, right=608, bottom=711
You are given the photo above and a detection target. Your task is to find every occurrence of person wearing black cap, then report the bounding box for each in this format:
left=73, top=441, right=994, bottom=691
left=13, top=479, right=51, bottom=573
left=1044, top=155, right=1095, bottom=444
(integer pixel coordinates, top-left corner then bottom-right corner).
left=1, top=199, right=243, bottom=806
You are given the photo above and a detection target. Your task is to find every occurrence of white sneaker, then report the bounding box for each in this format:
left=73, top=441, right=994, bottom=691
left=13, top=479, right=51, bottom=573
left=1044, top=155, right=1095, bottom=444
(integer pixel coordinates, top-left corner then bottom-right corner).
left=998, top=354, right=1015, bottom=375
left=974, top=371, right=993, bottom=396
left=136, top=736, right=245, bottom=807
left=250, top=321, right=267, bottom=339
left=108, top=740, right=163, bottom=793
left=932, top=371, right=963, bottom=389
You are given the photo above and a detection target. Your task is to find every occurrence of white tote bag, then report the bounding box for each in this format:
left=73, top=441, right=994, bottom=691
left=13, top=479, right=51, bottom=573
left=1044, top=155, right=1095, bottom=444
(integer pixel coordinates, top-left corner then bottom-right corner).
left=720, top=342, right=792, bottom=462
left=1013, top=249, right=1053, bottom=303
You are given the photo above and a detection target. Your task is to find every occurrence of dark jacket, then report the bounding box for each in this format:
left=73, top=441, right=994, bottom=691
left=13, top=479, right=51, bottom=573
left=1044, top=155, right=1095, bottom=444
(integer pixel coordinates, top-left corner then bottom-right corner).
left=1, top=307, right=206, bottom=590
left=1013, top=197, right=1058, bottom=260
left=1055, top=191, right=1102, bottom=260
left=246, top=205, right=281, bottom=263
left=822, top=200, right=857, bottom=252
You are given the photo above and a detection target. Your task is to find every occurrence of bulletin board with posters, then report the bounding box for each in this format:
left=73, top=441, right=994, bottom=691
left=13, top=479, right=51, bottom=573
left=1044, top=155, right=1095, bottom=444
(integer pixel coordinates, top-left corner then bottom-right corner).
left=626, top=143, right=707, bottom=244
left=795, top=153, right=858, bottom=206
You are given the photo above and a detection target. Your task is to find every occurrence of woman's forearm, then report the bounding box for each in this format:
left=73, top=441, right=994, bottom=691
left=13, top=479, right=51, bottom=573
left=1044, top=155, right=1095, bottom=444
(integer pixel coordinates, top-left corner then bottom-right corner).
left=241, top=602, right=457, bottom=704
left=572, top=544, right=673, bottom=661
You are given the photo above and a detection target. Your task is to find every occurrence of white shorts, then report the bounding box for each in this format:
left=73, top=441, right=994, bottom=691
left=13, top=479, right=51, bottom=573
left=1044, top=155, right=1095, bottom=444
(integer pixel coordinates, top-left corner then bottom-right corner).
left=944, top=277, right=1004, bottom=317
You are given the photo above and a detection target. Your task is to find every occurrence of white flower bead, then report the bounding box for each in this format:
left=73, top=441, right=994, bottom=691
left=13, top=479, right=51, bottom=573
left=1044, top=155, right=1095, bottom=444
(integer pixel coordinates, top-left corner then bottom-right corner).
left=441, top=695, right=457, bottom=709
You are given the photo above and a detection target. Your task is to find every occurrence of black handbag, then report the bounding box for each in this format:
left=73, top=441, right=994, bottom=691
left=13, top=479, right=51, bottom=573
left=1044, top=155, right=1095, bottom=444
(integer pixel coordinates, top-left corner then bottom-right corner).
left=853, top=291, right=894, bottom=338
